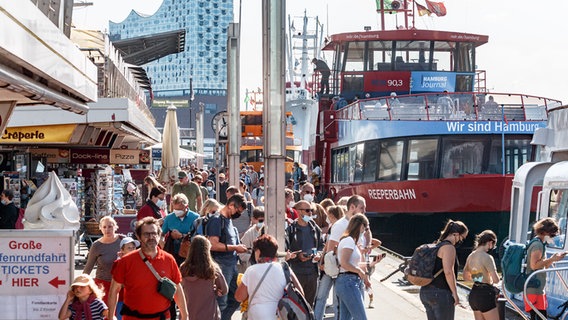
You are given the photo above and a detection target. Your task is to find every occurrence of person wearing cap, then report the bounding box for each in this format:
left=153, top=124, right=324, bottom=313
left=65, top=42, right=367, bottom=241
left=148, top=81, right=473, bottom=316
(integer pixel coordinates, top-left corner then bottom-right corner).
left=108, top=217, right=188, bottom=320
left=58, top=274, right=108, bottom=320
left=115, top=237, right=139, bottom=320
left=172, top=171, right=202, bottom=213
left=118, top=237, right=139, bottom=258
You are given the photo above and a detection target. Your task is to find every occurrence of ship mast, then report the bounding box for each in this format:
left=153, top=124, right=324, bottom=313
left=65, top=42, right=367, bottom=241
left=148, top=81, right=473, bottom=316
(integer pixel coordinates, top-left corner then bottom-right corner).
left=376, top=0, right=414, bottom=31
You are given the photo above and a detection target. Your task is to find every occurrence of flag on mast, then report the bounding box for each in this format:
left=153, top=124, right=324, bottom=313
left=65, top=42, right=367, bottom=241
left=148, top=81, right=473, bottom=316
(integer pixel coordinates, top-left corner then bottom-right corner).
left=415, top=2, right=432, bottom=16
left=425, top=0, right=447, bottom=17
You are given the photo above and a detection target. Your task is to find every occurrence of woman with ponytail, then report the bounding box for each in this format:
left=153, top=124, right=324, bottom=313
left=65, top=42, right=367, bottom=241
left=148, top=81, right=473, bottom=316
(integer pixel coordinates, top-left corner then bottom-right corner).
left=420, top=220, right=468, bottom=320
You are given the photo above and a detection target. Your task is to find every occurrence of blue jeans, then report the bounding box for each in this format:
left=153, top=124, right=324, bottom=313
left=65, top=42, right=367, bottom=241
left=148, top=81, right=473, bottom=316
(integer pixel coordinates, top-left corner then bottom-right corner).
left=335, top=273, right=366, bottom=320
left=419, top=285, right=455, bottom=320
left=314, top=273, right=337, bottom=320
left=216, top=259, right=240, bottom=320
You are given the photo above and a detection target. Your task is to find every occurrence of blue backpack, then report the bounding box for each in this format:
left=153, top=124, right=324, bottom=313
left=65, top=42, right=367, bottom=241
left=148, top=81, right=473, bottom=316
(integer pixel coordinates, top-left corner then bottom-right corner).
left=501, top=238, right=542, bottom=294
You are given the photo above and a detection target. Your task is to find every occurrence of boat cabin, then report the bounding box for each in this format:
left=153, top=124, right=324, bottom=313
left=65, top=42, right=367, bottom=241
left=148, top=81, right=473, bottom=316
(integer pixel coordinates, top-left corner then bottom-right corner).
left=319, top=30, right=488, bottom=100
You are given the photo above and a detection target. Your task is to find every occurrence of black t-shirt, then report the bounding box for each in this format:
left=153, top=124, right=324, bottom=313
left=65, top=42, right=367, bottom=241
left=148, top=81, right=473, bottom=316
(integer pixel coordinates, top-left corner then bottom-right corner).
left=0, top=202, right=19, bottom=229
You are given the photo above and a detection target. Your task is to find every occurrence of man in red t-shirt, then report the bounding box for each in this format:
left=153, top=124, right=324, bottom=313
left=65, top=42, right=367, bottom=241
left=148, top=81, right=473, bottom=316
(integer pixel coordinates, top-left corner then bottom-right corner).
left=108, top=217, right=188, bottom=320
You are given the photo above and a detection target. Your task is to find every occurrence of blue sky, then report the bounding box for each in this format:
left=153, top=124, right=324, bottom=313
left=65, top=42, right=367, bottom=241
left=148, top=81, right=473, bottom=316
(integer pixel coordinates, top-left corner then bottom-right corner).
left=73, top=0, right=568, bottom=104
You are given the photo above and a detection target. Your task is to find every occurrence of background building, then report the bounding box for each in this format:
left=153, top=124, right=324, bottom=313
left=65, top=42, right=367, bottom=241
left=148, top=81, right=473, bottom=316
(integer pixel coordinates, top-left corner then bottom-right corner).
left=109, top=0, right=234, bottom=167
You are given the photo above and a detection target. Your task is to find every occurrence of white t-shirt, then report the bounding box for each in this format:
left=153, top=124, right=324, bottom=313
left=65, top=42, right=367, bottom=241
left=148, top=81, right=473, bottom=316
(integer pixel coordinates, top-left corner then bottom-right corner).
left=337, top=236, right=361, bottom=273
left=242, top=262, right=287, bottom=319
left=329, top=217, right=349, bottom=243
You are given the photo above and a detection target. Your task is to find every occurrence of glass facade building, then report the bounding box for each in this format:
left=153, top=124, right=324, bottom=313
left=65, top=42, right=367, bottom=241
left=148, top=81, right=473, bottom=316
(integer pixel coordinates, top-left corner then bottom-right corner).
left=108, top=0, right=233, bottom=99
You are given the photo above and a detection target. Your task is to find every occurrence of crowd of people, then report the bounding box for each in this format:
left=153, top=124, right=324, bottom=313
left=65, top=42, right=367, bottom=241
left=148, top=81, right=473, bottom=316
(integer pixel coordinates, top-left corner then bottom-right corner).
left=48, top=160, right=567, bottom=320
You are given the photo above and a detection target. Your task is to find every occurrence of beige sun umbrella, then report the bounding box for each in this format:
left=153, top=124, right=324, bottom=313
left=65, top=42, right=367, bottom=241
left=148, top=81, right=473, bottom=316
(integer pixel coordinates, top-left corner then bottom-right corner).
left=158, top=105, right=180, bottom=192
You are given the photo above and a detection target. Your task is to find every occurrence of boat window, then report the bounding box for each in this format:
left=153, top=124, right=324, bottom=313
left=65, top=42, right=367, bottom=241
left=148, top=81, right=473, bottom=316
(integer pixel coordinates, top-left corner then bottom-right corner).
left=406, top=139, right=438, bottom=180
left=432, top=41, right=453, bottom=71
left=488, top=137, right=533, bottom=174
left=344, top=41, right=365, bottom=71
left=367, top=41, right=391, bottom=71
left=548, top=189, right=568, bottom=249
left=441, top=138, right=484, bottom=178
left=349, top=145, right=357, bottom=182
left=363, top=141, right=380, bottom=182
left=353, top=143, right=365, bottom=182
left=240, top=149, right=262, bottom=163
left=332, top=147, right=349, bottom=183
left=455, top=42, right=474, bottom=72
left=379, top=140, right=404, bottom=181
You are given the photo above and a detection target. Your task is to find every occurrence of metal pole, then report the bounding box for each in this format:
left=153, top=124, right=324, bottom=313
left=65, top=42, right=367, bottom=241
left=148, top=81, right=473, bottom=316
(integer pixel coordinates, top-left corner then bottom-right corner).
left=262, top=0, right=286, bottom=250
left=227, top=23, right=241, bottom=187
left=196, top=102, right=204, bottom=169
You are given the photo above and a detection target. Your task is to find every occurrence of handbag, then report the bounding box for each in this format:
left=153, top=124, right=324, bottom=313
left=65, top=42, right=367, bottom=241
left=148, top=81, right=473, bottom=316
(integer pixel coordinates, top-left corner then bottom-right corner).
left=323, top=249, right=340, bottom=278
left=139, top=250, right=177, bottom=300
left=162, top=231, right=175, bottom=255
left=242, top=263, right=273, bottom=320
left=178, top=234, right=191, bottom=259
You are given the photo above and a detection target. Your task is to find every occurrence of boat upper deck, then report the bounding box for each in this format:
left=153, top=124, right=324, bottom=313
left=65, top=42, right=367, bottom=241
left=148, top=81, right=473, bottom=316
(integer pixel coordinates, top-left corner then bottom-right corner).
left=334, top=92, right=562, bottom=122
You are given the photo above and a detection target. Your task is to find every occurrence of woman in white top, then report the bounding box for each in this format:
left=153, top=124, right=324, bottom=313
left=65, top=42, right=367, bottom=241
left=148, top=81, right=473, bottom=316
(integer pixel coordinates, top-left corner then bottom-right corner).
left=335, top=213, right=371, bottom=320
left=235, top=234, right=302, bottom=319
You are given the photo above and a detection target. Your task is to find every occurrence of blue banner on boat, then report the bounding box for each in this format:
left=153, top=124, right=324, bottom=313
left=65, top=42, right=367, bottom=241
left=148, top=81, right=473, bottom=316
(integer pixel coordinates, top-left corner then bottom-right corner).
left=337, top=120, right=546, bottom=145
left=411, top=72, right=456, bottom=92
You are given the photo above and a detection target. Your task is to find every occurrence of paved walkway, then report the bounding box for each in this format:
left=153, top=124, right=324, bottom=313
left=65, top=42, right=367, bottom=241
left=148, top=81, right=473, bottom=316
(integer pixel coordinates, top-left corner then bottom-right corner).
left=76, top=247, right=475, bottom=319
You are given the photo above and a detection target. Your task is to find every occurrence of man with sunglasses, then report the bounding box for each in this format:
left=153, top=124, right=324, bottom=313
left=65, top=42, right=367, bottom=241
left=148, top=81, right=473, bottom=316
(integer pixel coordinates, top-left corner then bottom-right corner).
left=285, top=200, right=324, bottom=307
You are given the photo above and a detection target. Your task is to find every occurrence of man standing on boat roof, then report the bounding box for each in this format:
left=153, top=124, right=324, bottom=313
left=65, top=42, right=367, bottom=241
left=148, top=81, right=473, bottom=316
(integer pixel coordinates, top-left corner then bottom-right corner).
left=312, top=58, right=331, bottom=95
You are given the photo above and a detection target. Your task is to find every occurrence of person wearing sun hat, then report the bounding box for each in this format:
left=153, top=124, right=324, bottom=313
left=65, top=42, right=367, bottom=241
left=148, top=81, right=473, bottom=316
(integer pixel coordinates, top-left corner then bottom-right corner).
left=58, top=274, right=108, bottom=320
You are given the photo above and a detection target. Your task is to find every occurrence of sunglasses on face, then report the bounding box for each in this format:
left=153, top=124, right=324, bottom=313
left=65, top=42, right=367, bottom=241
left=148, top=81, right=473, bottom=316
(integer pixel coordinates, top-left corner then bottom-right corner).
left=297, top=208, right=313, bottom=212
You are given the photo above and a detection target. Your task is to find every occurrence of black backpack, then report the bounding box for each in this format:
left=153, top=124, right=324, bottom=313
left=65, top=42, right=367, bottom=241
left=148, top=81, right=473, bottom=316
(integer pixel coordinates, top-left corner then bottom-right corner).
left=404, top=240, right=451, bottom=286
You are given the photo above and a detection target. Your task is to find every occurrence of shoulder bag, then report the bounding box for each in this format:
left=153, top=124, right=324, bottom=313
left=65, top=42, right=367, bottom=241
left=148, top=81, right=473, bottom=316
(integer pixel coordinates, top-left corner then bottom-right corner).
left=138, top=250, right=177, bottom=300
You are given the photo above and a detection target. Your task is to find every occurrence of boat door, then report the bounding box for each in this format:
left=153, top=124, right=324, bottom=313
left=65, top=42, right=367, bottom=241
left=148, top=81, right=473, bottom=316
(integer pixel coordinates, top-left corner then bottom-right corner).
left=509, top=162, right=553, bottom=244
left=539, top=161, right=568, bottom=250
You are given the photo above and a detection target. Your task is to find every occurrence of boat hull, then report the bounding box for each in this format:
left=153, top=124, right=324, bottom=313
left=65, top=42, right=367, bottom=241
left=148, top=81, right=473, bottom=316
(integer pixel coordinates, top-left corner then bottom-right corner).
left=335, top=175, right=538, bottom=257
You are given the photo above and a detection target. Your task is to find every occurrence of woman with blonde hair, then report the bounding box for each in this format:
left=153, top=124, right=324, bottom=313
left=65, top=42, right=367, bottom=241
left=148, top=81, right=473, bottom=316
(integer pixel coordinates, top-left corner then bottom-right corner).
left=335, top=213, right=371, bottom=320
left=200, top=198, right=221, bottom=216
left=143, top=175, right=165, bottom=200
left=58, top=274, right=108, bottom=320
left=463, top=230, right=500, bottom=320
left=180, top=235, right=228, bottom=320
left=83, top=216, right=124, bottom=303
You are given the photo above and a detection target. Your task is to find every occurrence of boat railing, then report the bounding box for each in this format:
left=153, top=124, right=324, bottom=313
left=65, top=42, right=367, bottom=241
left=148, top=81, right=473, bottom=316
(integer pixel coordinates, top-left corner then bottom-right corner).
left=335, top=92, right=562, bottom=122
left=522, top=264, right=568, bottom=320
